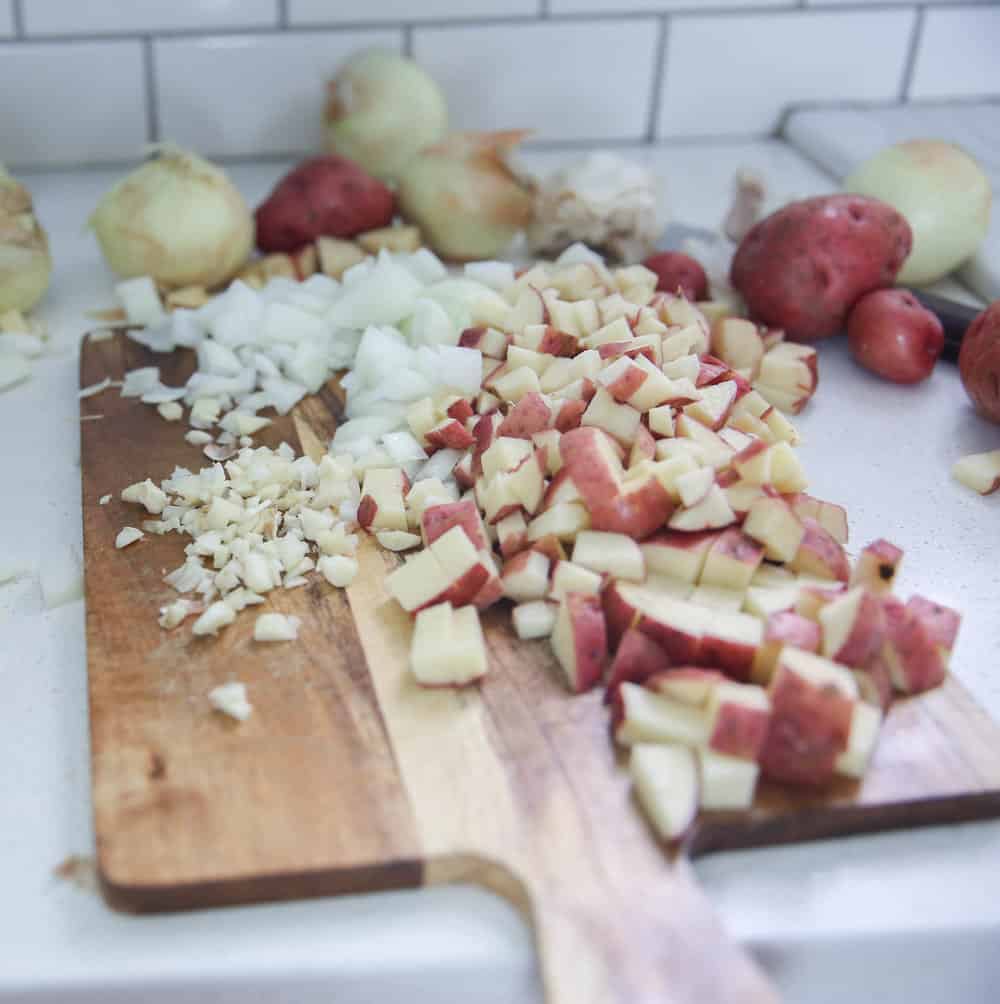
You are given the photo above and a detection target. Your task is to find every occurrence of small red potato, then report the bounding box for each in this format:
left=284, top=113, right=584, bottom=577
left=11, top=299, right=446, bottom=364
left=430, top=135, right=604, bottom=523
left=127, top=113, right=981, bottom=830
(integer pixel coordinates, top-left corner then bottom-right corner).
left=255, top=156, right=395, bottom=252
left=642, top=251, right=709, bottom=301
left=847, top=289, right=944, bottom=384
left=730, top=195, right=912, bottom=341
left=958, top=300, right=1000, bottom=423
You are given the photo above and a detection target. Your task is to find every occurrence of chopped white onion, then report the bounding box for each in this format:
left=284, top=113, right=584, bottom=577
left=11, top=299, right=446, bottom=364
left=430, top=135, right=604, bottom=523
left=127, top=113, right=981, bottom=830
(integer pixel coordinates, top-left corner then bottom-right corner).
left=39, top=547, right=83, bottom=609
left=208, top=681, right=252, bottom=720
left=115, top=276, right=165, bottom=327
left=79, top=377, right=112, bottom=399
left=0, top=352, right=31, bottom=391
left=115, top=527, right=144, bottom=549
left=253, top=612, right=301, bottom=642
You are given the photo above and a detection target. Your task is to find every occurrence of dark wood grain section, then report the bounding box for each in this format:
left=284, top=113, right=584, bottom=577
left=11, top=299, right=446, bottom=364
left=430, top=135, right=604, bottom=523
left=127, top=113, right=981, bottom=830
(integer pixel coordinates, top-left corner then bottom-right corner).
left=81, top=332, right=1000, bottom=1003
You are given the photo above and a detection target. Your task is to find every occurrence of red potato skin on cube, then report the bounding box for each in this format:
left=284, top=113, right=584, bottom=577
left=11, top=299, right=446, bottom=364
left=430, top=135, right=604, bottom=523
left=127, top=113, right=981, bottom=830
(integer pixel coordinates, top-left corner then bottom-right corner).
left=710, top=702, right=770, bottom=761
left=446, top=399, right=474, bottom=422
left=907, top=595, right=961, bottom=650
left=847, top=289, right=944, bottom=384
left=603, top=628, right=672, bottom=703
left=642, top=251, right=709, bottom=301
left=433, top=564, right=491, bottom=612
left=255, top=156, right=395, bottom=252
left=959, top=301, right=1000, bottom=423
left=498, top=393, right=553, bottom=439
left=422, top=500, right=488, bottom=550
left=602, top=581, right=641, bottom=649
left=882, top=596, right=947, bottom=694
left=538, top=327, right=581, bottom=357
left=357, top=494, right=377, bottom=530
left=426, top=419, right=475, bottom=451
left=590, top=479, right=675, bottom=540
left=555, top=399, right=588, bottom=433
left=565, top=593, right=608, bottom=694
left=730, top=195, right=912, bottom=342
left=696, top=356, right=732, bottom=388
left=760, top=670, right=854, bottom=785
left=531, top=535, right=567, bottom=565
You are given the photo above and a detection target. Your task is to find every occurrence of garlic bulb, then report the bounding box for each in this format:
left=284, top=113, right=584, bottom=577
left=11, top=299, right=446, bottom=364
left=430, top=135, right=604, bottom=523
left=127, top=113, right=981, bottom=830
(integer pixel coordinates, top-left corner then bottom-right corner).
left=398, top=131, right=533, bottom=261
left=0, top=166, right=52, bottom=314
left=527, top=152, right=664, bottom=263
left=89, top=145, right=253, bottom=290
left=325, top=49, right=448, bottom=182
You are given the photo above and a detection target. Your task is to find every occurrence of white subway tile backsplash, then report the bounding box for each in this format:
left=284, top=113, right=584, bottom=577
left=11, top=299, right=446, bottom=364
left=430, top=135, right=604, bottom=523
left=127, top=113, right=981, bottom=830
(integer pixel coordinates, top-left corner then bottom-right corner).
left=0, top=41, right=148, bottom=166
left=909, top=7, right=1000, bottom=101
left=414, top=20, right=660, bottom=143
left=23, top=0, right=279, bottom=36
left=658, top=10, right=915, bottom=139
left=289, top=0, right=538, bottom=24
left=806, top=0, right=966, bottom=5
left=155, top=31, right=401, bottom=158
left=551, top=0, right=789, bottom=12
left=0, top=2, right=13, bottom=37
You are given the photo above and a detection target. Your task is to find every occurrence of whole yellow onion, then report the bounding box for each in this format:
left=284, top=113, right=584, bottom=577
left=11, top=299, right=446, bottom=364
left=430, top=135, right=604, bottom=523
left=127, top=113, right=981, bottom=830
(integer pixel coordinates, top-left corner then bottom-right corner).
left=845, top=139, right=992, bottom=286
left=397, top=130, right=533, bottom=261
left=0, top=166, right=52, bottom=314
left=89, top=145, right=253, bottom=289
left=325, top=49, right=448, bottom=183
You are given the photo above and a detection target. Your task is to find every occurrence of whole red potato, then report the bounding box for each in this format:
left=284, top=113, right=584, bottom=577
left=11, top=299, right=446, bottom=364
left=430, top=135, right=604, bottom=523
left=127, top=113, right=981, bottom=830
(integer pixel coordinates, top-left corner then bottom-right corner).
left=847, top=289, right=944, bottom=384
left=642, top=251, right=708, bottom=300
left=959, top=300, right=1000, bottom=423
left=255, top=156, right=395, bottom=253
left=730, top=195, right=912, bottom=341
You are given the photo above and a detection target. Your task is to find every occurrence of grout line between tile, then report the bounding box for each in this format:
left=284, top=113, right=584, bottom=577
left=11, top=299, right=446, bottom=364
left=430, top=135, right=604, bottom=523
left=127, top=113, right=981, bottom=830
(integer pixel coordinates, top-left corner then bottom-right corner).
left=645, top=16, right=670, bottom=144
left=898, top=5, right=926, bottom=102
left=402, top=24, right=413, bottom=58
left=11, top=0, right=23, bottom=37
left=143, top=37, right=160, bottom=144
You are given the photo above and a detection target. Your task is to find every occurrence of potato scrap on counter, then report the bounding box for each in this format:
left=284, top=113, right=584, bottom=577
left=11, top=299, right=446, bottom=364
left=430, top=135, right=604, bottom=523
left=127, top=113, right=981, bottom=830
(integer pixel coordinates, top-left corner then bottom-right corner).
left=112, top=243, right=965, bottom=836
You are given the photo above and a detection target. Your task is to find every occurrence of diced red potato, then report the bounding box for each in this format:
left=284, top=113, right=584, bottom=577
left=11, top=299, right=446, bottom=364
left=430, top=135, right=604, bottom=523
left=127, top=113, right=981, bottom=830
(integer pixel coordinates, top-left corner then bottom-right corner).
left=641, top=530, right=717, bottom=583
left=496, top=392, right=554, bottom=439
left=835, top=700, right=882, bottom=779
left=788, top=517, right=850, bottom=582
left=951, top=450, right=1000, bottom=495
left=699, top=528, right=764, bottom=592
left=787, top=493, right=849, bottom=545
left=850, top=539, right=903, bottom=594
left=819, top=586, right=886, bottom=666
left=906, top=595, right=961, bottom=651
left=705, top=682, right=771, bottom=760
left=630, top=743, right=699, bottom=842
left=497, top=510, right=530, bottom=558
left=550, top=592, right=608, bottom=693
left=880, top=595, right=950, bottom=695
left=751, top=609, right=822, bottom=684
left=603, top=628, right=672, bottom=703
left=501, top=549, right=551, bottom=602
left=421, top=498, right=488, bottom=549
left=615, top=683, right=710, bottom=747
left=711, top=318, right=765, bottom=379
left=512, top=600, right=558, bottom=640
left=645, top=667, right=727, bottom=707
left=759, top=648, right=857, bottom=786
left=698, top=749, right=760, bottom=811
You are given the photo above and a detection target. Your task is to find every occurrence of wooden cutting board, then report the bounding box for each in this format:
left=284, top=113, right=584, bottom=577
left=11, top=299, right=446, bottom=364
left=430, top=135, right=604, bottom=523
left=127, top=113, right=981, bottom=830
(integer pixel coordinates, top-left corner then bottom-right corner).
left=81, top=333, right=1000, bottom=1004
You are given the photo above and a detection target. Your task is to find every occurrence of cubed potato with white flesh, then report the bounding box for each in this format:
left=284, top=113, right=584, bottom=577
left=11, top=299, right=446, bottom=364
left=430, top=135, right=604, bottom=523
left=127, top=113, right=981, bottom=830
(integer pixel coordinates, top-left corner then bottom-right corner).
left=585, top=316, right=633, bottom=349
left=630, top=743, right=699, bottom=842
left=628, top=357, right=676, bottom=411
left=645, top=667, right=725, bottom=707
left=750, top=609, right=822, bottom=684
left=952, top=450, right=1000, bottom=495
left=684, top=381, right=738, bottom=431
left=512, top=600, right=558, bottom=640
left=759, top=647, right=858, bottom=785
left=615, top=683, right=710, bottom=747
left=700, top=528, right=764, bottom=591
left=407, top=397, right=438, bottom=445
left=646, top=454, right=699, bottom=499
left=711, top=318, right=764, bottom=378
left=743, top=495, right=805, bottom=562
left=674, top=414, right=734, bottom=470
left=501, top=550, right=551, bottom=602
left=743, top=584, right=800, bottom=620
left=688, top=584, right=745, bottom=612
left=532, top=429, right=563, bottom=475
left=819, top=586, right=886, bottom=666
left=410, top=603, right=488, bottom=687
left=705, top=682, right=770, bottom=760
left=767, top=442, right=808, bottom=493
left=668, top=485, right=736, bottom=532
left=755, top=342, right=818, bottom=414
left=358, top=468, right=408, bottom=532
left=788, top=517, right=850, bottom=582
left=507, top=344, right=550, bottom=374
left=641, top=530, right=717, bottom=584
left=571, top=530, right=644, bottom=582
left=481, top=436, right=534, bottom=482
left=494, top=366, right=541, bottom=404
left=662, top=353, right=701, bottom=383
left=788, top=494, right=849, bottom=546
left=581, top=388, right=642, bottom=446
left=674, top=466, right=715, bottom=508
left=496, top=510, right=529, bottom=558
left=507, top=454, right=546, bottom=515
left=835, top=700, right=882, bottom=778
left=550, top=592, right=607, bottom=693
left=528, top=502, right=591, bottom=542
left=549, top=560, right=603, bottom=600
left=850, top=539, right=903, bottom=595
left=698, top=749, right=759, bottom=811
left=763, top=406, right=799, bottom=445
left=647, top=405, right=675, bottom=438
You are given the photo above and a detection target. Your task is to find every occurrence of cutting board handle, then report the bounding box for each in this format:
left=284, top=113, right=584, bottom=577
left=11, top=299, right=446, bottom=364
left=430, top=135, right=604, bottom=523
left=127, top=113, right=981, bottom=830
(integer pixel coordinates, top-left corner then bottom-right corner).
left=428, top=852, right=780, bottom=1004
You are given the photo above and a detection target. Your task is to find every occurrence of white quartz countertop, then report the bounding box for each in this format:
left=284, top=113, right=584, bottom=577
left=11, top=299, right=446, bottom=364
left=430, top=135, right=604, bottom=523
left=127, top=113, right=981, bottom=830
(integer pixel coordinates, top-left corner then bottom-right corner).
left=3, top=141, right=1000, bottom=1004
